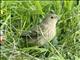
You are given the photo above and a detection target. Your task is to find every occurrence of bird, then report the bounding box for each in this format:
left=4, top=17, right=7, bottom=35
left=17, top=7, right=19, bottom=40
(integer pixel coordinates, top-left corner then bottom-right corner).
left=21, top=10, right=59, bottom=46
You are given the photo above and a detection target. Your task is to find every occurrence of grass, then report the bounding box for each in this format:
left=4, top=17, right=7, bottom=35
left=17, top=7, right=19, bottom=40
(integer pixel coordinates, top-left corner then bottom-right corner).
left=0, top=0, right=80, bottom=60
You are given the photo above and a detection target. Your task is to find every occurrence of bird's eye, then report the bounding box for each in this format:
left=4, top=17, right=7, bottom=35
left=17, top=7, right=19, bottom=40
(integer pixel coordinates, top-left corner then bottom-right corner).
left=51, top=16, right=54, bottom=19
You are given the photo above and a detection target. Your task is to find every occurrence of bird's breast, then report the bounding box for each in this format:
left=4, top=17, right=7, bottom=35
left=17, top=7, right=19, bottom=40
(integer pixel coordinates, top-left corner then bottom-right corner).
left=37, top=23, right=56, bottom=45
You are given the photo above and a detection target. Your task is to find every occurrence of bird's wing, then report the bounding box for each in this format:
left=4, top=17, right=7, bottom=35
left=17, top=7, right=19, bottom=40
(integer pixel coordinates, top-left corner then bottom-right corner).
left=21, top=25, right=42, bottom=40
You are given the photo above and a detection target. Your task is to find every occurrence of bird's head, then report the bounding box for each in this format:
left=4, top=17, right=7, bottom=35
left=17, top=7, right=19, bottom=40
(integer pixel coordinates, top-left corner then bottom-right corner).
left=44, top=10, right=60, bottom=25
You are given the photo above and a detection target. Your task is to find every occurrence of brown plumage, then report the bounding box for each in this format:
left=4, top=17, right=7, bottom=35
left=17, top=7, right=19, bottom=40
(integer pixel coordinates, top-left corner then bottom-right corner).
left=21, top=11, right=59, bottom=46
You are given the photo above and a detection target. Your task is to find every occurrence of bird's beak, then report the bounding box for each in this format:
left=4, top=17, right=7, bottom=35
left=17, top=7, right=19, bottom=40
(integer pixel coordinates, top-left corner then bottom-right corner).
left=57, top=16, right=60, bottom=21
left=54, top=14, right=60, bottom=21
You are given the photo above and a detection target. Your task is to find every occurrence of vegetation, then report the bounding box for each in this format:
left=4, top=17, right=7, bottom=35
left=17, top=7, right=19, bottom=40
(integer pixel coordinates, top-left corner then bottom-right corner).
left=0, top=0, right=80, bottom=60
